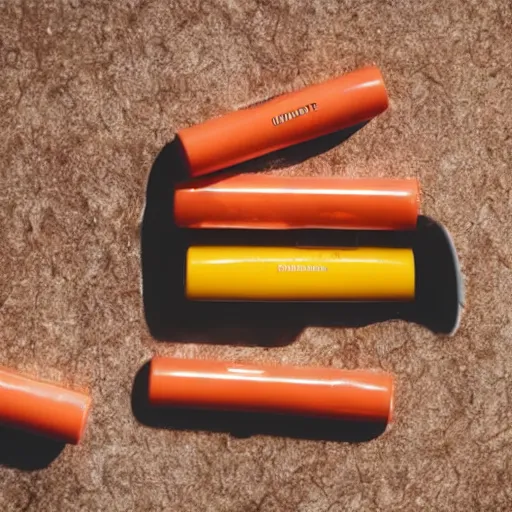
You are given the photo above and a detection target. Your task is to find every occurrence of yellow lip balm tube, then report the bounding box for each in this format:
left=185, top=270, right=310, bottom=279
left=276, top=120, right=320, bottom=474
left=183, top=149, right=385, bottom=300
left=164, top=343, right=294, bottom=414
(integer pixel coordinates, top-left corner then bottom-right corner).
left=185, top=246, right=415, bottom=301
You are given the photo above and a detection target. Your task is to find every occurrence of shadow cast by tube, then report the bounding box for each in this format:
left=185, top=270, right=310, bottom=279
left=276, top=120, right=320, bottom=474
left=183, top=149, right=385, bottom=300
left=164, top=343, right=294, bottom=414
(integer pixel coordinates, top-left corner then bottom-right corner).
left=0, top=426, right=64, bottom=470
left=131, top=363, right=387, bottom=443
left=214, top=120, right=368, bottom=174
left=141, top=123, right=368, bottom=346
left=141, top=132, right=463, bottom=346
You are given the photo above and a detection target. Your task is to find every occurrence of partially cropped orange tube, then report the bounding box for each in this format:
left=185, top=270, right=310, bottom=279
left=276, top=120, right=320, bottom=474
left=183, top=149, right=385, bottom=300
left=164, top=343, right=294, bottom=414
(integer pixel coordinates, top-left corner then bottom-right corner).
left=175, top=175, right=419, bottom=230
left=149, top=357, right=394, bottom=424
left=0, top=367, right=91, bottom=444
left=176, top=66, right=389, bottom=177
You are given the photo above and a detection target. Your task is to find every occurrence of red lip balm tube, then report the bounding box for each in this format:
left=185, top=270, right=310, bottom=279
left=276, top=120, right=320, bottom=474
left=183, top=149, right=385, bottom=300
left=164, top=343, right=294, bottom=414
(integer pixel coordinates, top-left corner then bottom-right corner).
left=176, top=66, right=389, bottom=177
left=175, top=175, right=419, bottom=230
left=149, top=357, right=394, bottom=424
left=0, top=367, right=91, bottom=444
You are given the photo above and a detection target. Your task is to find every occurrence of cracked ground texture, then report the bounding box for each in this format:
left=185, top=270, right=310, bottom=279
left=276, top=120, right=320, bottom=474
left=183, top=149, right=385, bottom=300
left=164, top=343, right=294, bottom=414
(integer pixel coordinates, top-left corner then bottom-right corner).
left=1, top=1, right=512, bottom=511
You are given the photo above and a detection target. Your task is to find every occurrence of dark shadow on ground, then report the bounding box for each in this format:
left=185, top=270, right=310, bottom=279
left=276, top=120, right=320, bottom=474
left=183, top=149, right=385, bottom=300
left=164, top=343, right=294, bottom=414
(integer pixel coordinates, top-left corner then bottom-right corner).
left=0, top=426, right=64, bottom=470
left=141, top=127, right=463, bottom=346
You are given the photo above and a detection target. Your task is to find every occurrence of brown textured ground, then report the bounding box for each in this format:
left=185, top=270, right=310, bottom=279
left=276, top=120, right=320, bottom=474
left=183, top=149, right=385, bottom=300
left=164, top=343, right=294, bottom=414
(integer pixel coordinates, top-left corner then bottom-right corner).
left=1, top=1, right=512, bottom=511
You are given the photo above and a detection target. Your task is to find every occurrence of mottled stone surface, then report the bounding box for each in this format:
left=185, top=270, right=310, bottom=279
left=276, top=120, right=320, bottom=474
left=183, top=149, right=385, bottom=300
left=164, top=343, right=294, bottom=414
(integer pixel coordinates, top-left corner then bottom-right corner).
left=1, top=1, right=511, bottom=510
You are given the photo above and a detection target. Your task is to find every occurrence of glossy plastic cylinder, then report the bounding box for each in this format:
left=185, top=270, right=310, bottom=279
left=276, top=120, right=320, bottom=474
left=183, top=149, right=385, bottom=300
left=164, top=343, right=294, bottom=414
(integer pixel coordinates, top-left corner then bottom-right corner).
left=0, top=367, right=91, bottom=444
left=149, top=357, right=394, bottom=424
left=176, top=66, right=389, bottom=177
left=186, top=246, right=415, bottom=301
left=175, top=175, right=419, bottom=230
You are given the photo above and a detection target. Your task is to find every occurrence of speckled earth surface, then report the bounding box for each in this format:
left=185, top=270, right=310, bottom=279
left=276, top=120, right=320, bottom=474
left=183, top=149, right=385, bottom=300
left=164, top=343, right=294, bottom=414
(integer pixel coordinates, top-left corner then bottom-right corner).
left=1, top=1, right=511, bottom=510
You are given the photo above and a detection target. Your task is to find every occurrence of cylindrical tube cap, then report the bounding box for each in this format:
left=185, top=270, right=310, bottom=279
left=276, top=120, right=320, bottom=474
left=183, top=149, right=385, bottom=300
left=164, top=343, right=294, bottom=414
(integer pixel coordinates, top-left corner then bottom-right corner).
left=176, top=66, right=389, bottom=177
left=185, top=246, right=415, bottom=301
left=0, top=367, right=91, bottom=444
left=149, top=357, right=394, bottom=424
left=175, top=175, right=419, bottom=230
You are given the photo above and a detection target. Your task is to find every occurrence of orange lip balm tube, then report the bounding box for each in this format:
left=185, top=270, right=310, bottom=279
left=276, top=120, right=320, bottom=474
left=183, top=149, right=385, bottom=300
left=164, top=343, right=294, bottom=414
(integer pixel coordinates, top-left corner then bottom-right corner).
left=149, top=357, right=394, bottom=424
left=176, top=66, right=389, bottom=177
left=185, top=246, right=415, bottom=301
left=0, top=367, right=91, bottom=444
left=175, top=175, right=419, bottom=230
